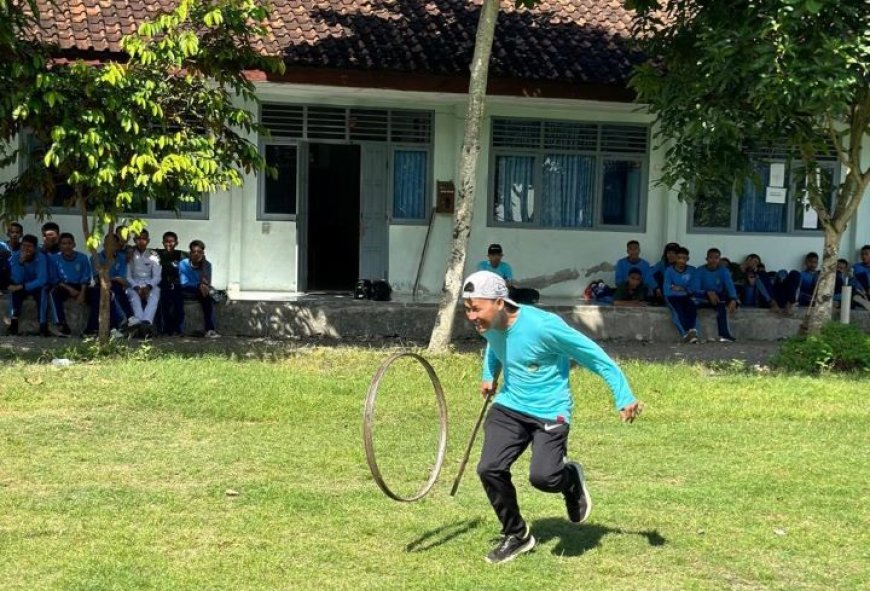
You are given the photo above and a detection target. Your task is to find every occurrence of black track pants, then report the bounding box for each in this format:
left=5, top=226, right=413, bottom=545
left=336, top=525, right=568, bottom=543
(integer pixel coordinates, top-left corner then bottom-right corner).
left=476, top=404, right=571, bottom=537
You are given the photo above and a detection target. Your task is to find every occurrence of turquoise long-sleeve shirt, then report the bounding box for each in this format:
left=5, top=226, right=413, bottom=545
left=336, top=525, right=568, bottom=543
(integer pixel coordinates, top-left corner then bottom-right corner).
left=480, top=305, right=636, bottom=423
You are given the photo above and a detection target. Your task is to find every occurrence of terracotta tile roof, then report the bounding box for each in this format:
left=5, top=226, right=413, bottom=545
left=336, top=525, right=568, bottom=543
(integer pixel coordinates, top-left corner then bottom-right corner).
left=32, top=0, right=640, bottom=86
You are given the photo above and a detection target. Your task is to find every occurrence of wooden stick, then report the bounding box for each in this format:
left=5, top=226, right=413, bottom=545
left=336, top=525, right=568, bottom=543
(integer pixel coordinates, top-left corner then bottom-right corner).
left=450, top=368, right=500, bottom=497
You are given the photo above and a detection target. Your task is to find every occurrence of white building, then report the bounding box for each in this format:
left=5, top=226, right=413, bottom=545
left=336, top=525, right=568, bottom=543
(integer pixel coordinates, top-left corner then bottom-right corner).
left=4, top=0, right=869, bottom=300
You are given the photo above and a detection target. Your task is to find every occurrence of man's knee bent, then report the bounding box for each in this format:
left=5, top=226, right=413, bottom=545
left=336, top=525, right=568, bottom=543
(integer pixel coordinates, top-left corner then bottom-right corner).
left=528, top=465, right=563, bottom=493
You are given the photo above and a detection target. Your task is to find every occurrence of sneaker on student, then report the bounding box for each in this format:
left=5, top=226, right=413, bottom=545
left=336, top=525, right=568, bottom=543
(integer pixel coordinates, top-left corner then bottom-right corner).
left=687, top=328, right=699, bottom=344
left=7, top=318, right=19, bottom=336
left=127, top=317, right=141, bottom=328
left=205, top=330, right=221, bottom=339
left=109, top=328, right=126, bottom=340
left=39, top=322, right=50, bottom=337
left=485, top=527, right=535, bottom=564
left=718, top=335, right=736, bottom=342
left=57, top=323, right=71, bottom=337
left=563, top=461, right=592, bottom=524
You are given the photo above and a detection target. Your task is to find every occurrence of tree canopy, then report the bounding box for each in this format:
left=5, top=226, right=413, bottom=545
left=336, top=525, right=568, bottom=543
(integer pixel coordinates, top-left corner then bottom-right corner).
left=628, top=0, right=869, bottom=332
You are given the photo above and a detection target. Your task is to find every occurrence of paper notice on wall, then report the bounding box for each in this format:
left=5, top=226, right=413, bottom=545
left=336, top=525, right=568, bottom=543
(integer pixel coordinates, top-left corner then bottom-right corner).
left=769, top=163, right=786, bottom=187
left=765, top=187, right=787, bottom=204
left=802, top=206, right=819, bottom=229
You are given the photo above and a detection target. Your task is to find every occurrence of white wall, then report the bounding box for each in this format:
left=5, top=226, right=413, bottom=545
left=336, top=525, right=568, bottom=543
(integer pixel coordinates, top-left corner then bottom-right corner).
left=3, top=86, right=869, bottom=297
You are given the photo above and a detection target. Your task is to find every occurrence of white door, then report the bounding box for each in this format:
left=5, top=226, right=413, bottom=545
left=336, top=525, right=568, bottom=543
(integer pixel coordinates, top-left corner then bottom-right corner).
left=359, top=144, right=389, bottom=280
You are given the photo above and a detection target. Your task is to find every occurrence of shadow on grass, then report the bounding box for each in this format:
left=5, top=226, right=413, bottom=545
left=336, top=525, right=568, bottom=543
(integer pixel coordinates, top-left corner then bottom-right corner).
left=531, top=518, right=667, bottom=558
left=405, top=518, right=483, bottom=553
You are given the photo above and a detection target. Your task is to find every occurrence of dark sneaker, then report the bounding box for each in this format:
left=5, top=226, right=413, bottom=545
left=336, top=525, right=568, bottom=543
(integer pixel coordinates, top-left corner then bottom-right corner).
left=718, top=335, right=736, bottom=342
left=7, top=318, right=19, bottom=336
left=485, top=528, right=535, bottom=564
left=39, top=323, right=50, bottom=337
left=564, top=461, right=592, bottom=524
left=57, top=323, right=71, bottom=337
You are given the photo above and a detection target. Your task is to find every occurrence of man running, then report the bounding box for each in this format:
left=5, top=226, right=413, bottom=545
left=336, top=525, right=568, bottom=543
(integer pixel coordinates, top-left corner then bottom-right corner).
left=462, top=270, right=642, bottom=564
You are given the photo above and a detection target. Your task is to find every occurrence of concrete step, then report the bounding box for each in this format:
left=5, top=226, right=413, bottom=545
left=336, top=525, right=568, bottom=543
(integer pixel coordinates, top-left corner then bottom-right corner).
left=3, top=295, right=868, bottom=341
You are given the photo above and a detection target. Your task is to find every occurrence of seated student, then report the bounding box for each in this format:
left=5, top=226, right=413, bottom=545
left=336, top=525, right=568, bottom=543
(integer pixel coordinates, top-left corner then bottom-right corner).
left=125, top=229, right=162, bottom=335
left=613, top=268, right=651, bottom=307
left=663, top=246, right=698, bottom=343
left=615, top=240, right=654, bottom=289
left=178, top=240, right=220, bottom=338
left=691, top=248, right=737, bottom=342
left=0, top=222, right=24, bottom=292
left=833, top=258, right=850, bottom=306
left=85, top=234, right=134, bottom=335
left=476, top=243, right=539, bottom=304
left=650, top=242, right=680, bottom=304
left=40, top=222, right=61, bottom=256
left=852, top=245, right=870, bottom=311
left=7, top=234, right=48, bottom=336
left=48, top=233, right=92, bottom=336
left=798, top=251, right=820, bottom=307
left=156, top=231, right=187, bottom=336
left=729, top=254, right=772, bottom=308
left=477, top=243, right=514, bottom=284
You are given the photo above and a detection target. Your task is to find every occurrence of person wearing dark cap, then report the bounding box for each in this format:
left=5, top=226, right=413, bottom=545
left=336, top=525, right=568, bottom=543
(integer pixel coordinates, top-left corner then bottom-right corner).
left=477, top=243, right=514, bottom=286
left=462, top=270, right=642, bottom=564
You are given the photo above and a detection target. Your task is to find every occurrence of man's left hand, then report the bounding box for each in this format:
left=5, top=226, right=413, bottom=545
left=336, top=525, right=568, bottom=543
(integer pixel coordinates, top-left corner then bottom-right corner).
left=620, top=402, right=643, bottom=423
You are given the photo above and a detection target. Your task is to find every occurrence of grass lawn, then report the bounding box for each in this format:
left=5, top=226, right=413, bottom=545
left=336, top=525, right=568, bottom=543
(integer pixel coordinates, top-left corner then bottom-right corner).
left=0, top=348, right=866, bottom=590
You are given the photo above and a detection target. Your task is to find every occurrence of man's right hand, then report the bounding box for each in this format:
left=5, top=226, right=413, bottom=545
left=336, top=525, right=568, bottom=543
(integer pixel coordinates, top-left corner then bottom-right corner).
left=481, top=381, right=496, bottom=398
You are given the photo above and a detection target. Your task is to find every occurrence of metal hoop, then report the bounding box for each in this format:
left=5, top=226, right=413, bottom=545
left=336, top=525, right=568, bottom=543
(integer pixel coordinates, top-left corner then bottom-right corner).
left=363, top=351, right=448, bottom=502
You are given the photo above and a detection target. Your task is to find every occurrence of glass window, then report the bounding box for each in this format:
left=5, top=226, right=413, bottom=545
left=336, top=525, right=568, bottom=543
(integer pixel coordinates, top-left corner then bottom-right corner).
left=493, top=155, right=536, bottom=224
left=601, top=159, right=642, bottom=226
left=689, top=159, right=838, bottom=234
left=392, top=150, right=427, bottom=220
left=540, top=154, right=594, bottom=228
left=264, top=144, right=297, bottom=216
left=490, top=119, right=648, bottom=230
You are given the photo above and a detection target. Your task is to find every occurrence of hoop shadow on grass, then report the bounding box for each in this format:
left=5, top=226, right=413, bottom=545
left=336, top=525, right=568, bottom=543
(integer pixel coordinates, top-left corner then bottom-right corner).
left=405, top=518, right=483, bottom=553
left=532, top=518, right=666, bottom=558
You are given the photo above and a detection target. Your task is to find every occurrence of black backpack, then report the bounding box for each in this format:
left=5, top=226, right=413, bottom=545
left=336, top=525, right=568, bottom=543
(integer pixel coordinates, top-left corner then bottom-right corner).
left=371, top=280, right=392, bottom=301
left=354, top=279, right=373, bottom=300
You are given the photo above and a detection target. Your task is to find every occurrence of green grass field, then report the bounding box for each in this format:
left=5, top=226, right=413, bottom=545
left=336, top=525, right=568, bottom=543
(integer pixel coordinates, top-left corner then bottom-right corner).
left=0, top=348, right=866, bottom=590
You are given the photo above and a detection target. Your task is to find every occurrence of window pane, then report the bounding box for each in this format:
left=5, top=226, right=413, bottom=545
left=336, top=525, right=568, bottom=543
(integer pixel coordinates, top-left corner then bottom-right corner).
left=154, top=196, right=203, bottom=214
left=793, top=165, right=834, bottom=231
left=493, top=155, right=535, bottom=224
left=541, top=154, right=594, bottom=227
left=692, top=184, right=732, bottom=228
left=601, top=159, right=642, bottom=226
left=392, top=150, right=427, bottom=220
left=264, top=144, right=297, bottom=216
left=737, top=163, right=786, bottom=232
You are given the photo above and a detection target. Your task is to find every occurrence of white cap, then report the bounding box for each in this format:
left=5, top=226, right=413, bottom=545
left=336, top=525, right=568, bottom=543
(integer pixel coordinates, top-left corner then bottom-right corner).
left=461, top=271, right=518, bottom=306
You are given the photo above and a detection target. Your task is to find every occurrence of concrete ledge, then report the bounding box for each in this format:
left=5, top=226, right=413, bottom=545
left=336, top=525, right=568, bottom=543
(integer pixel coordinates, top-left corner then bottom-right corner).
left=3, top=296, right=868, bottom=341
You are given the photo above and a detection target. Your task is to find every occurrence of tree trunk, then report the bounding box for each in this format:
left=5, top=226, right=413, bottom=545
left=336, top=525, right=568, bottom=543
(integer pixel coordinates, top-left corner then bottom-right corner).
left=800, top=227, right=841, bottom=335
left=427, top=0, right=499, bottom=353
left=79, top=194, right=115, bottom=345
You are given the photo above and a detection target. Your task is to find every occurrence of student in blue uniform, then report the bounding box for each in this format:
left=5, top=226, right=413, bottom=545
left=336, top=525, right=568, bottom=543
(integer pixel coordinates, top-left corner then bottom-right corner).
left=615, top=240, right=654, bottom=290
left=664, top=246, right=698, bottom=343
left=178, top=240, right=219, bottom=338
left=7, top=234, right=48, bottom=336
left=462, top=270, right=641, bottom=564
left=691, top=248, right=737, bottom=342
left=650, top=242, right=680, bottom=304
left=852, top=245, right=870, bottom=295
left=49, top=233, right=92, bottom=336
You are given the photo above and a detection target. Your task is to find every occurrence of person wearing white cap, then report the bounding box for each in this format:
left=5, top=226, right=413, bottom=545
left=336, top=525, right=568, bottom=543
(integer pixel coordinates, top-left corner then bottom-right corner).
left=462, top=270, right=642, bottom=564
